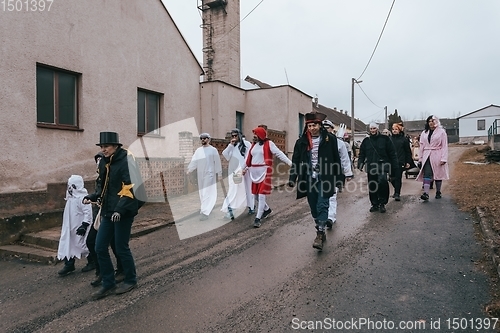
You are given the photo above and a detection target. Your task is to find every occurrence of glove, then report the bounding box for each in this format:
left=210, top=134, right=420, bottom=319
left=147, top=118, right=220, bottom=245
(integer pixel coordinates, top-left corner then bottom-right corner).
left=82, top=195, right=92, bottom=204
left=287, top=181, right=295, bottom=188
left=76, top=222, right=90, bottom=236
left=111, top=212, right=121, bottom=222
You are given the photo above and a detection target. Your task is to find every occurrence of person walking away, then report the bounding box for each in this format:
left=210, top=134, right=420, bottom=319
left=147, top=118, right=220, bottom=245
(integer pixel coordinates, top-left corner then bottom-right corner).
left=243, top=126, right=291, bottom=228
left=57, top=175, right=92, bottom=276
left=288, top=112, right=343, bottom=251
left=186, top=133, right=223, bottom=220
left=389, top=123, right=414, bottom=201
left=221, top=129, right=254, bottom=219
left=416, top=115, right=449, bottom=200
left=322, top=119, right=353, bottom=227
left=83, top=131, right=146, bottom=300
left=357, top=123, right=398, bottom=213
left=85, top=152, right=124, bottom=287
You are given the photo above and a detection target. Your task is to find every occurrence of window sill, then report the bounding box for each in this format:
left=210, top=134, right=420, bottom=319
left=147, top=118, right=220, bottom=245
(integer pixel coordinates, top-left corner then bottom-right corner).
left=37, top=123, right=83, bottom=131
left=137, top=133, right=165, bottom=139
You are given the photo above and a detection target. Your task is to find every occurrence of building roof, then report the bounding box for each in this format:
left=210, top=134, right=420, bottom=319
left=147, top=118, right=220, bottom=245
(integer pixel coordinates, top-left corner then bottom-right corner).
left=402, top=118, right=459, bottom=131
left=456, top=104, right=500, bottom=119
left=313, top=104, right=367, bottom=132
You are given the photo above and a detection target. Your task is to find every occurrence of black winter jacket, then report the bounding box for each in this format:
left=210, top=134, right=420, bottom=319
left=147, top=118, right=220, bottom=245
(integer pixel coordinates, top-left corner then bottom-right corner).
left=88, top=147, right=145, bottom=218
left=289, top=129, right=343, bottom=199
left=390, top=133, right=414, bottom=169
left=357, top=133, right=398, bottom=177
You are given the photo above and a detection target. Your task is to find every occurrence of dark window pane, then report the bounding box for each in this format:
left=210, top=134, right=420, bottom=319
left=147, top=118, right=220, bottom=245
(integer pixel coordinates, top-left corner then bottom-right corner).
left=36, top=67, right=54, bottom=123
left=137, top=91, right=146, bottom=134
left=146, top=93, right=159, bottom=133
left=58, top=72, right=76, bottom=125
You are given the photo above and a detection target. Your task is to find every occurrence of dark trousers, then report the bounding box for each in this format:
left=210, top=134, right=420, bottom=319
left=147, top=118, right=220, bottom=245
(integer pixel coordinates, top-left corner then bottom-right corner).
left=86, top=205, right=122, bottom=276
left=305, top=177, right=330, bottom=231
left=367, top=171, right=389, bottom=206
left=390, top=165, right=405, bottom=195
left=95, top=216, right=136, bottom=289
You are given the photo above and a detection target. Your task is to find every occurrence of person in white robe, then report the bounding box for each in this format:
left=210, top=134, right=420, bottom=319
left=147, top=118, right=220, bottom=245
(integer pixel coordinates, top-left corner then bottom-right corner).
left=322, top=120, right=353, bottom=227
left=57, top=175, right=92, bottom=276
left=187, top=133, right=223, bottom=220
left=221, top=129, right=254, bottom=219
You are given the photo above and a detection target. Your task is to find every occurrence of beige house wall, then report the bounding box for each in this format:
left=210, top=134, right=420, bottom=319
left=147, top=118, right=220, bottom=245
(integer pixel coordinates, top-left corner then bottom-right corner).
left=0, top=0, right=203, bottom=193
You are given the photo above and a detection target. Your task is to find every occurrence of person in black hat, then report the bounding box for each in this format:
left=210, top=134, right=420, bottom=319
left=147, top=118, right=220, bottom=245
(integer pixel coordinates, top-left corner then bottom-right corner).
left=288, top=112, right=343, bottom=251
left=83, top=131, right=146, bottom=300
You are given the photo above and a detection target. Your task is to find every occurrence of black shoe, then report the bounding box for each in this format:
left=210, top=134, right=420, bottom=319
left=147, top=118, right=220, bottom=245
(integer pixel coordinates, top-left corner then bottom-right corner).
left=247, top=208, right=255, bottom=215
left=92, top=285, right=116, bottom=300
left=91, top=276, right=102, bottom=287
left=253, top=218, right=261, bottom=228
left=115, top=283, right=137, bottom=295
left=326, top=219, right=334, bottom=230
left=313, top=232, right=324, bottom=251
left=379, top=204, right=386, bottom=213
left=58, top=265, right=75, bottom=276
left=81, top=262, right=96, bottom=273
left=394, top=193, right=401, bottom=201
left=369, top=205, right=379, bottom=212
left=262, top=208, right=272, bottom=219
left=435, top=191, right=442, bottom=199
left=420, top=192, right=429, bottom=201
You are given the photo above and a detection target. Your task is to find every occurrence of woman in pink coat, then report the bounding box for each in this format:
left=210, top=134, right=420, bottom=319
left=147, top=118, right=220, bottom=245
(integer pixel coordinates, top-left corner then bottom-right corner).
left=416, top=115, right=449, bottom=200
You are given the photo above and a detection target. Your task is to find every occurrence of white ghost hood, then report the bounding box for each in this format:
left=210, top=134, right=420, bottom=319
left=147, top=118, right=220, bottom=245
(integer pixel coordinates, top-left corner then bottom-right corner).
left=65, top=175, right=88, bottom=200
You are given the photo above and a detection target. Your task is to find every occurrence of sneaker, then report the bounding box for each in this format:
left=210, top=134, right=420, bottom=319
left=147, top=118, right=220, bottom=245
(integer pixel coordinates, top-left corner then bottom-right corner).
left=420, top=192, right=429, bottom=201
left=369, top=205, right=379, bottom=212
left=262, top=208, right=272, bottom=219
left=199, top=213, right=209, bottom=221
left=91, top=275, right=102, bottom=287
left=394, top=193, right=401, bottom=201
left=224, top=212, right=234, bottom=220
left=58, top=265, right=75, bottom=276
left=115, top=283, right=137, bottom=295
left=435, top=191, right=442, bottom=199
left=326, top=219, right=335, bottom=230
left=247, top=208, right=255, bottom=215
left=312, top=232, right=324, bottom=251
left=92, top=285, right=116, bottom=300
left=253, top=218, right=261, bottom=228
left=379, top=204, right=386, bottom=213
left=81, top=262, right=96, bottom=273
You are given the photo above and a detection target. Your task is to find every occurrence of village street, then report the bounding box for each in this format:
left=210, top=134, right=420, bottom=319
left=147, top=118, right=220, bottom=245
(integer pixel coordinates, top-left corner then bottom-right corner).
left=0, top=146, right=496, bottom=332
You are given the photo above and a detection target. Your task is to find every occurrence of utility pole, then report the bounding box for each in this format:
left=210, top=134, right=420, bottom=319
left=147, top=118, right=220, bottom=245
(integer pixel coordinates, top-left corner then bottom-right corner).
left=384, top=105, right=388, bottom=130
left=351, top=78, right=362, bottom=146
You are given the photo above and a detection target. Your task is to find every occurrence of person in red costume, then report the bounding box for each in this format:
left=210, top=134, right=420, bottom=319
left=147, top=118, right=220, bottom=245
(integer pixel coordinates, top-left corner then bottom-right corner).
left=243, top=126, right=292, bottom=228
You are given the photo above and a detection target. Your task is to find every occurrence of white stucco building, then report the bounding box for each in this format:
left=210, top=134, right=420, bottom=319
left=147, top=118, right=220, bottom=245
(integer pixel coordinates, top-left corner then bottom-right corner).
left=457, top=104, right=500, bottom=143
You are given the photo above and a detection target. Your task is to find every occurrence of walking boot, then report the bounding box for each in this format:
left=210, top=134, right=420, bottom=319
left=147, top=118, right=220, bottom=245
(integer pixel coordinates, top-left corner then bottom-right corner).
left=420, top=192, right=429, bottom=201
left=369, top=205, right=379, bottom=212
left=313, top=231, right=324, bottom=251
left=326, top=219, right=335, bottom=230
left=435, top=191, right=442, bottom=199
left=58, top=264, right=75, bottom=276
left=379, top=204, right=387, bottom=213
left=91, top=275, right=102, bottom=287
left=394, top=193, right=401, bottom=201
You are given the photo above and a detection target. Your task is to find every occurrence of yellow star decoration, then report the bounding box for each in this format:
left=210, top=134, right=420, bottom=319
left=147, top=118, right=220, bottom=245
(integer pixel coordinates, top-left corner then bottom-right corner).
left=117, top=182, right=135, bottom=199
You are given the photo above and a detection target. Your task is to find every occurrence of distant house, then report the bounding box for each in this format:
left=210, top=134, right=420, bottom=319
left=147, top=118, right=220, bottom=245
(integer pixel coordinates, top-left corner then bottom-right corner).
left=401, top=118, right=460, bottom=143
left=457, top=105, right=500, bottom=143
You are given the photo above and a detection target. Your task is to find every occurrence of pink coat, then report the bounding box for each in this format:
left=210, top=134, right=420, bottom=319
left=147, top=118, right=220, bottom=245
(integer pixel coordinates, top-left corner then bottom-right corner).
left=416, top=127, right=449, bottom=181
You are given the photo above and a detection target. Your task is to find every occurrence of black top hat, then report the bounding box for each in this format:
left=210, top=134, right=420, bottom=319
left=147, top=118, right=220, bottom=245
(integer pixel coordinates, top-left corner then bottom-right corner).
left=305, top=112, right=327, bottom=123
left=96, top=132, right=122, bottom=146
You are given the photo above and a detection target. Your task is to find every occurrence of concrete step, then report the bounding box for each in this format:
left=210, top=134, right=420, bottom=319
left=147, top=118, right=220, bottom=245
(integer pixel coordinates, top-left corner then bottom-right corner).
left=0, top=244, right=57, bottom=264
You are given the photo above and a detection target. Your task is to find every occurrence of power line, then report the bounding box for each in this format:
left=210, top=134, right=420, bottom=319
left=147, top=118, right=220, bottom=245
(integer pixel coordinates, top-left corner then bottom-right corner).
left=356, top=0, right=396, bottom=81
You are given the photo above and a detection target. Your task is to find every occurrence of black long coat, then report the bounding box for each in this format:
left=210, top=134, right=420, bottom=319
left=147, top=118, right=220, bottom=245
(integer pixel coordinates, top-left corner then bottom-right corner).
left=289, top=129, right=343, bottom=199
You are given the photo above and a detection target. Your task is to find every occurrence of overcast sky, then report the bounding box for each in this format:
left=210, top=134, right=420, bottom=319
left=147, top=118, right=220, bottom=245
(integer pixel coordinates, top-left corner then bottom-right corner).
left=161, top=0, right=500, bottom=124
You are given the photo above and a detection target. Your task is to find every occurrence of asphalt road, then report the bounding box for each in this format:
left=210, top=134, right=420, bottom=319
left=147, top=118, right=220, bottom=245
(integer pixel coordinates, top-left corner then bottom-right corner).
left=0, top=146, right=496, bottom=333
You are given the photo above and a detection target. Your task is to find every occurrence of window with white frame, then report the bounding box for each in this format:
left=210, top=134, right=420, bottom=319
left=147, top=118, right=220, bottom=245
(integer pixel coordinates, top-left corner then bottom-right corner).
left=137, top=89, right=161, bottom=135
left=36, top=64, right=79, bottom=129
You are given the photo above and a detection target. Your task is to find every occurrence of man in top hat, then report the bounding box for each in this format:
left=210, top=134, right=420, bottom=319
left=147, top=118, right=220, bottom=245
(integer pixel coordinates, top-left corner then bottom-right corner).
left=83, top=131, right=146, bottom=300
left=288, top=112, right=343, bottom=251
left=243, top=126, right=292, bottom=228
left=187, top=133, right=222, bottom=220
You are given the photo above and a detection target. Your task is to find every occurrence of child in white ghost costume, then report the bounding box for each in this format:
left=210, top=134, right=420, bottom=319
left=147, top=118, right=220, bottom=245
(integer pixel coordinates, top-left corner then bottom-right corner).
left=57, top=175, right=92, bottom=276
